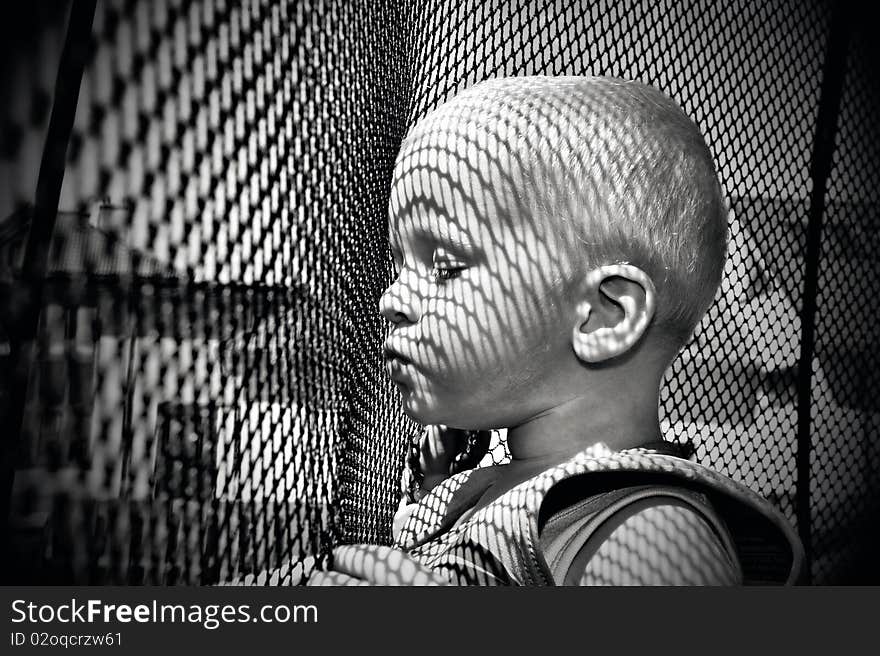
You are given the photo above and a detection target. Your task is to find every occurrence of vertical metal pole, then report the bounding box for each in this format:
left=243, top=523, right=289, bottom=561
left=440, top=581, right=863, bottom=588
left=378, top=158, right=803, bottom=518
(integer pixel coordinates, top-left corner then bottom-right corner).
left=796, top=0, right=853, bottom=585
left=0, top=1, right=96, bottom=580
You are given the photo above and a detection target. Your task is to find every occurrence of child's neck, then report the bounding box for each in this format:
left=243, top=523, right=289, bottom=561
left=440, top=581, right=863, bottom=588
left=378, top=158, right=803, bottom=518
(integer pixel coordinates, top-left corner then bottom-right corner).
left=505, top=384, right=663, bottom=465
left=466, top=387, right=663, bottom=516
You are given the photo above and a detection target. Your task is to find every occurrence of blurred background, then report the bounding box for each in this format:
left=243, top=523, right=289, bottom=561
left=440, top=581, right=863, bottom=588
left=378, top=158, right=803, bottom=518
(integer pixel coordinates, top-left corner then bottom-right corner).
left=0, top=0, right=877, bottom=585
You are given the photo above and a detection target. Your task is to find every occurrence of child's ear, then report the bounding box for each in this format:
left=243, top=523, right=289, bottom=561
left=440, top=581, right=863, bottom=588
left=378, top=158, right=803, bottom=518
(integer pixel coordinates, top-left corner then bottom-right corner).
left=571, top=264, right=657, bottom=363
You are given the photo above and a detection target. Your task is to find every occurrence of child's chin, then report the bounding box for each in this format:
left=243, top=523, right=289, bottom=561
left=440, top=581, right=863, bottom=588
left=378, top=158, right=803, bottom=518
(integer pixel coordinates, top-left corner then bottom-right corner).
left=400, top=399, right=433, bottom=424
left=400, top=393, right=445, bottom=425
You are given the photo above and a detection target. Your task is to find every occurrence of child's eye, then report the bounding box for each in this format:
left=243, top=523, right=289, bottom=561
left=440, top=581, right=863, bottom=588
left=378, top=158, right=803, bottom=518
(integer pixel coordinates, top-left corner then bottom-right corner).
left=430, top=248, right=468, bottom=283
left=430, top=265, right=466, bottom=282
left=389, top=246, right=404, bottom=271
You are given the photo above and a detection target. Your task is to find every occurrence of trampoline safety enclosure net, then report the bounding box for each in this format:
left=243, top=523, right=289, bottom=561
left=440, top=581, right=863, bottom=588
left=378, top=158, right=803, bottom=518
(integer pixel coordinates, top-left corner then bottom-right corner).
left=0, top=0, right=877, bottom=585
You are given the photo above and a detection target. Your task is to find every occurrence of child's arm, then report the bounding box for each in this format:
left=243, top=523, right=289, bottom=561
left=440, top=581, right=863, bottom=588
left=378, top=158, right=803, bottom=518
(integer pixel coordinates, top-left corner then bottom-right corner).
left=581, top=505, right=739, bottom=585
left=392, top=426, right=491, bottom=541
left=543, top=493, right=742, bottom=586
left=307, top=545, right=451, bottom=586
left=311, top=427, right=491, bottom=585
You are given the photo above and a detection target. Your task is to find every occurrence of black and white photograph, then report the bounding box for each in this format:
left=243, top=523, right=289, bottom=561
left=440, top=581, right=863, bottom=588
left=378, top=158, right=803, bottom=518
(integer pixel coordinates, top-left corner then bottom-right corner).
left=0, top=0, right=877, bottom=613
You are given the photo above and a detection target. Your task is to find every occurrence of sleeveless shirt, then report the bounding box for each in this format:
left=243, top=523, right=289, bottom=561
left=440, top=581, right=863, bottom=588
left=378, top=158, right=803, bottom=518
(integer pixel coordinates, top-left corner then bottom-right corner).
left=393, top=444, right=803, bottom=585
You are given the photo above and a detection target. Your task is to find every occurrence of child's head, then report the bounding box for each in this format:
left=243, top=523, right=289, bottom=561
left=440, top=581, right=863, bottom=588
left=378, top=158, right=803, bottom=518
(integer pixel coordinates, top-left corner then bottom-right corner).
left=381, top=76, right=727, bottom=431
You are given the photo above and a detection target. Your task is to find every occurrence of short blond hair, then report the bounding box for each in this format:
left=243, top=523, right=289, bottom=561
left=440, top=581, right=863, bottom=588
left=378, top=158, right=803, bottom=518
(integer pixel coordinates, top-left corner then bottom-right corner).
left=412, top=76, right=728, bottom=346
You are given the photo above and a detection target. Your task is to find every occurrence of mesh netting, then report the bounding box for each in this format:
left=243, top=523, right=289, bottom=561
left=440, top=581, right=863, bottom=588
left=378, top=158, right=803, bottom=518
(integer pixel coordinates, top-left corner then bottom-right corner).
left=1, top=0, right=877, bottom=584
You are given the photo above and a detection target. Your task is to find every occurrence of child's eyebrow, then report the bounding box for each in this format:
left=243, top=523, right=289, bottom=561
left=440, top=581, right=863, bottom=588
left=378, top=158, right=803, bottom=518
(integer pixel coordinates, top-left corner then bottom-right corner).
left=411, top=225, right=478, bottom=255
left=389, top=219, right=478, bottom=256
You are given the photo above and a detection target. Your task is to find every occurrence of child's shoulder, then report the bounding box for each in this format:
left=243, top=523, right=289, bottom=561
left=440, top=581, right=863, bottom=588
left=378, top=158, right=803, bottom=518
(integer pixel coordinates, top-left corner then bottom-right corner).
left=535, top=446, right=803, bottom=585
left=539, top=480, right=742, bottom=584
left=397, top=443, right=803, bottom=585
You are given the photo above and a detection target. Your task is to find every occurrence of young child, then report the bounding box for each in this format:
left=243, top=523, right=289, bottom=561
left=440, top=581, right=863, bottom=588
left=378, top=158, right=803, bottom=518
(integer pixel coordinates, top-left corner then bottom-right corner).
left=311, top=75, right=803, bottom=586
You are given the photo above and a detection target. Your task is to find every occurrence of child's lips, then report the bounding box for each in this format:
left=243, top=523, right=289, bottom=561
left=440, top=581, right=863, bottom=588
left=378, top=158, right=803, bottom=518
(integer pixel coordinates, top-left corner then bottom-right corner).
left=383, top=343, right=416, bottom=379
left=385, top=357, right=410, bottom=381
left=385, top=356, right=415, bottom=384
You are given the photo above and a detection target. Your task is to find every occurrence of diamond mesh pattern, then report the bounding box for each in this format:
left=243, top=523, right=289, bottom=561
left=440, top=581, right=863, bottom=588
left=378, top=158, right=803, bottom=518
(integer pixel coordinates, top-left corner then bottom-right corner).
left=1, top=0, right=877, bottom=584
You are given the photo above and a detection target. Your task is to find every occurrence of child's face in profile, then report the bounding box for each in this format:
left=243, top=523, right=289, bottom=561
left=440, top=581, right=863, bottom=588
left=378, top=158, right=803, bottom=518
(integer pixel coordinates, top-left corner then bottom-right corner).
left=380, top=120, right=578, bottom=430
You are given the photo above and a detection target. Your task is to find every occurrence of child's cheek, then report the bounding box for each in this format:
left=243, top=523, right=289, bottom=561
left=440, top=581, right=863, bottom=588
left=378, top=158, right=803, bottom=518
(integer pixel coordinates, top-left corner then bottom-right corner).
left=476, top=269, right=542, bottom=353
left=459, top=273, right=509, bottom=359
left=419, top=288, right=483, bottom=377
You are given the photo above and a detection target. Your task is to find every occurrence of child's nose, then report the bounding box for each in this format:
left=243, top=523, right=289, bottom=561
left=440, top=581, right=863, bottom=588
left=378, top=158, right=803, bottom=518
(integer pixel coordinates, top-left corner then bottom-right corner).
left=379, top=274, right=421, bottom=325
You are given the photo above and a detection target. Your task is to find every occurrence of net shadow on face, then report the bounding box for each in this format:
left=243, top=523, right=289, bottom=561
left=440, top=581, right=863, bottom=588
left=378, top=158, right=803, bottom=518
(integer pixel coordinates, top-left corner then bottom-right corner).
left=378, top=78, right=721, bottom=433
